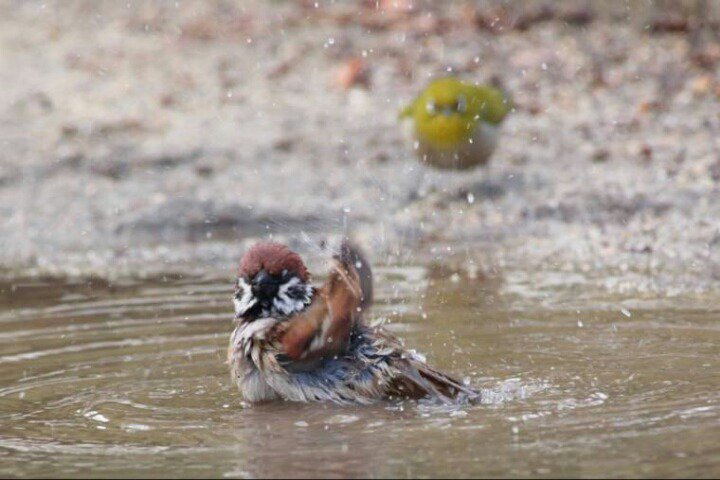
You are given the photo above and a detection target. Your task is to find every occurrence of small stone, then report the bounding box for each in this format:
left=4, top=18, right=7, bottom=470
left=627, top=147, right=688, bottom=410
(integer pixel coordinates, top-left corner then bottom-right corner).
left=592, top=149, right=610, bottom=163
left=333, top=58, right=370, bottom=90
left=639, top=144, right=652, bottom=162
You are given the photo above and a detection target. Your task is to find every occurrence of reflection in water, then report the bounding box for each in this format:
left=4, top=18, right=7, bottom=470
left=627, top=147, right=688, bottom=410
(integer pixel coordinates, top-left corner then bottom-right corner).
left=0, top=268, right=718, bottom=477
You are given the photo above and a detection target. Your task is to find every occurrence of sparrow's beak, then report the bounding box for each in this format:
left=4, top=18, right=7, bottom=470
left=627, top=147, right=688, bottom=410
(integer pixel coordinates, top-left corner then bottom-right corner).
left=252, top=270, right=279, bottom=300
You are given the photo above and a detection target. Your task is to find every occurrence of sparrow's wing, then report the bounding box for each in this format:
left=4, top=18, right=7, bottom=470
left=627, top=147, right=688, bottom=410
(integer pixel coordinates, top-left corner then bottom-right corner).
left=279, top=252, right=364, bottom=363
left=368, top=328, right=481, bottom=402
left=337, top=240, right=373, bottom=312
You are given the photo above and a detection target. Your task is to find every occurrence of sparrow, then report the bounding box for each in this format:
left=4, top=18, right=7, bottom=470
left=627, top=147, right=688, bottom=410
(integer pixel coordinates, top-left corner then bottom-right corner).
left=400, top=77, right=511, bottom=170
left=228, top=240, right=479, bottom=405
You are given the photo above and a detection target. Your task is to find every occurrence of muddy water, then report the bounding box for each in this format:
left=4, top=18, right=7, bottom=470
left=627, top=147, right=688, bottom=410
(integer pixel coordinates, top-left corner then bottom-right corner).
left=0, top=267, right=718, bottom=478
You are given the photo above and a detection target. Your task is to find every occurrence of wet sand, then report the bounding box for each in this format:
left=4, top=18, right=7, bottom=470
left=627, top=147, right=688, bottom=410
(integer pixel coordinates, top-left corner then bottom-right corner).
left=1, top=1, right=719, bottom=292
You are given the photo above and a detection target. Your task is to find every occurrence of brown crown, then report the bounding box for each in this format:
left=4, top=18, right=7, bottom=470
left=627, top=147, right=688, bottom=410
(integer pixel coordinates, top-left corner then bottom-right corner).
left=238, top=241, right=310, bottom=282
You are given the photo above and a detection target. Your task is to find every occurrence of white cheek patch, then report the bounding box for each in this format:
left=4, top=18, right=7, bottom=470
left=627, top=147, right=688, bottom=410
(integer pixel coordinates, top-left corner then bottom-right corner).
left=234, top=278, right=257, bottom=316
left=272, top=277, right=313, bottom=316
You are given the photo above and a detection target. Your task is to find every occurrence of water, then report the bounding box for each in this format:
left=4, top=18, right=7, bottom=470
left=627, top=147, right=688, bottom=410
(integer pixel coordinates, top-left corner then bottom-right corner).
left=0, top=267, right=719, bottom=478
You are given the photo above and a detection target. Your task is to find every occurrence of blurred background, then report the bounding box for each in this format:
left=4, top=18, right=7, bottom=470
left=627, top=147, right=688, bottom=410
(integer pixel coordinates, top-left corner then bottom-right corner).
left=1, top=0, right=719, bottom=290
left=2, top=3, right=720, bottom=477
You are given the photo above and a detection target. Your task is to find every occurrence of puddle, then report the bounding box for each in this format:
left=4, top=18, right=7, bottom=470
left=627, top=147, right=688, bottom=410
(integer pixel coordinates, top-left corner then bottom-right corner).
left=0, top=267, right=718, bottom=477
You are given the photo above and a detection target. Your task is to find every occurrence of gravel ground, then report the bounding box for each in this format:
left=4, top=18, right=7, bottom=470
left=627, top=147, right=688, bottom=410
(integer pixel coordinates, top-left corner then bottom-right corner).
left=1, top=0, right=719, bottom=293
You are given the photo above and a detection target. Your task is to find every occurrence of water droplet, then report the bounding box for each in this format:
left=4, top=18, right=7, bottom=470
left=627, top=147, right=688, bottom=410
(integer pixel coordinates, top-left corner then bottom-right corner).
left=124, top=423, right=151, bottom=432
left=84, top=410, right=109, bottom=423
left=325, top=414, right=360, bottom=425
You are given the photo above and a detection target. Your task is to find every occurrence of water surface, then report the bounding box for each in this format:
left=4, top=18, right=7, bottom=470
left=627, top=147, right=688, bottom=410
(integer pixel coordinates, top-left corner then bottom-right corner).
left=0, top=267, right=718, bottom=478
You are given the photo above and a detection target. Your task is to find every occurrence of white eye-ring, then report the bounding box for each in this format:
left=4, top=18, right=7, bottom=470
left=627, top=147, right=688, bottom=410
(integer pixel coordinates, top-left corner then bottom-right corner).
left=425, top=100, right=437, bottom=115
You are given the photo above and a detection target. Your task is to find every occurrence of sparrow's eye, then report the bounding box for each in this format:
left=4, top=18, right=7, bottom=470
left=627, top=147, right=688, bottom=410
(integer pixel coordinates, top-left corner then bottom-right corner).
left=456, top=94, right=467, bottom=113
left=425, top=100, right=437, bottom=115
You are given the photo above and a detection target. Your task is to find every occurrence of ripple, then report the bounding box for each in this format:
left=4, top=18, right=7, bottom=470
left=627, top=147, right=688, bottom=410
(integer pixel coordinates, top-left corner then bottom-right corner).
left=0, top=276, right=719, bottom=477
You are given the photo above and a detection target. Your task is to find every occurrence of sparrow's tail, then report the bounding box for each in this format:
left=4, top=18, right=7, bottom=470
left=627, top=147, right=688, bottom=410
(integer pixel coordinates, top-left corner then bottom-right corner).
left=336, top=240, right=373, bottom=312
left=413, top=362, right=482, bottom=404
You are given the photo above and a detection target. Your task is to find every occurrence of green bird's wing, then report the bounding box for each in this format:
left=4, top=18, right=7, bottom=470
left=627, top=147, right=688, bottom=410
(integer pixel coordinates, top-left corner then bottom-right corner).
left=399, top=99, right=416, bottom=120
left=466, top=85, right=511, bottom=125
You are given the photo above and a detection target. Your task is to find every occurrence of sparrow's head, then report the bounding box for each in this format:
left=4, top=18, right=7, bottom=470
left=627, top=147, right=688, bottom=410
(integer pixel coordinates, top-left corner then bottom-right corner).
left=234, top=241, right=313, bottom=320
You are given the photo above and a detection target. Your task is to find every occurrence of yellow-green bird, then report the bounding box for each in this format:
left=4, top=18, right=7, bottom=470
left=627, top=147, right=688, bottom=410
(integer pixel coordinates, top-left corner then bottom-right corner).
left=400, top=77, right=511, bottom=170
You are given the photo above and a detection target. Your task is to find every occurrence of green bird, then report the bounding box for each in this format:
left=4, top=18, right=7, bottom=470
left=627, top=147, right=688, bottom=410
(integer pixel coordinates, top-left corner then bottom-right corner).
left=400, top=77, right=511, bottom=170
